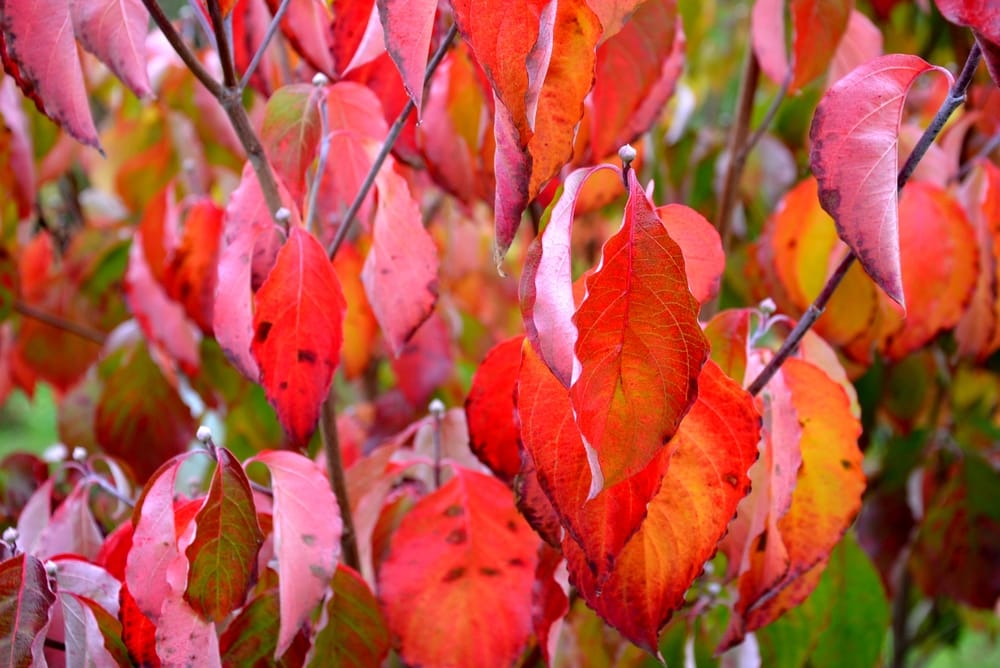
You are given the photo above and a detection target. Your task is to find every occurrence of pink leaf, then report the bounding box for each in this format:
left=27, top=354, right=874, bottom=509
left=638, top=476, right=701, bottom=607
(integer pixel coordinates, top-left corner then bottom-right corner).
left=246, top=450, right=341, bottom=657
left=0, top=0, right=101, bottom=149
left=809, top=54, right=953, bottom=307
left=828, top=9, right=883, bottom=85
left=520, top=164, right=619, bottom=387
left=69, top=0, right=151, bottom=99
left=657, top=204, right=725, bottom=304
left=375, top=0, right=436, bottom=116
left=252, top=226, right=346, bottom=445
left=361, top=155, right=439, bottom=356
left=57, top=592, right=120, bottom=668
left=155, top=594, right=221, bottom=667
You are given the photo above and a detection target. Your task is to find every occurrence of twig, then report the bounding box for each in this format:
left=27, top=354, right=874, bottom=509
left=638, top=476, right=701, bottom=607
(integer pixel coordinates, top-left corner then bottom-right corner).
left=14, top=301, right=105, bottom=345
left=747, top=43, right=983, bottom=397
left=140, top=0, right=223, bottom=98
left=956, top=131, right=1000, bottom=182
left=240, top=0, right=292, bottom=91
left=305, top=89, right=332, bottom=234
left=206, top=0, right=238, bottom=88
left=326, top=23, right=459, bottom=259
left=319, top=387, right=361, bottom=571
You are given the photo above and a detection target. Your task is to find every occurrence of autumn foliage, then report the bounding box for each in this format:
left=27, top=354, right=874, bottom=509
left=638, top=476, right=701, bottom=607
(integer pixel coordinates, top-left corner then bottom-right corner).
left=0, top=0, right=999, bottom=666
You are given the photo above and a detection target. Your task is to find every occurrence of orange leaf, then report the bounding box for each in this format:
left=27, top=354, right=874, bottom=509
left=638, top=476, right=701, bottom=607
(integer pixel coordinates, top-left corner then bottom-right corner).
left=571, top=170, right=708, bottom=493
left=165, top=199, right=223, bottom=335
left=566, top=361, right=759, bottom=654
left=332, top=242, right=378, bottom=379
left=378, top=467, right=541, bottom=667
left=251, top=227, right=346, bottom=445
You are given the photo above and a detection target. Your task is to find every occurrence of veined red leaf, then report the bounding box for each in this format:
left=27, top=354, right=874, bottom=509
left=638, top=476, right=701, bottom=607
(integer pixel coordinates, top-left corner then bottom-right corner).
left=589, top=0, right=683, bottom=161
left=260, top=84, right=324, bottom=204
left=466, top=335, right=525, bottom=482
left=956, top=161, right=1000, bottom=359
left=565, top=361, right=759, bottom=653
left=521, top=164, right=619, bottom=387
left=246, top=450, right=341, bottom=657
left=252, top=226, right=345, bottom=445
left=517, top=342, right=675, bottom=583
left=164, top=199, right=224, bottom=335
left=378, top=467, right=540, bottom=667
left=376, top=0, right=436, bottom=115
left=69, top=0, right=152, bottom=99
left=306, top=565, right=390, bottom=667
left=809, top=54, right=953, bottom=306
left=215, top=163, right=299, bottom=382
left=360, top=154, right=439, bottom=356
left=721, top=358, right=865, bottom=649
left=571, top=170, right=708, bottom=493
left=185, top=447, right=264, bottom=622
left=0, top=554, right=55, bottom=668
left=752, top=0, right=853, bottom=92
left=0, top=0, right=100, bottom=148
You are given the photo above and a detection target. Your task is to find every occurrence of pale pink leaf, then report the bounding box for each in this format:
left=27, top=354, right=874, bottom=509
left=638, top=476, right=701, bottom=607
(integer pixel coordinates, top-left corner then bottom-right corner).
left=69, top=0, right=151, bottom=98
left=828, top=9, right=883, bottom=85
left=375, top=0, right=436, bottom=116
left=155, top=594, right=221, bottom=667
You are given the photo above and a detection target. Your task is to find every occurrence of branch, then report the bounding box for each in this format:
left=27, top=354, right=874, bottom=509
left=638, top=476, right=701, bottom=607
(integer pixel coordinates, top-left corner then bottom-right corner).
left=206, top=0, right=238, bottom=88
left=14, top=301, right=106, bottom=345
left=326, top=23, right=460, bottom=259
left=140, top=0, right=223, bottom=98
left=319, top=387, right=361, bottom=571
left=748, top=42, right=983, bottom=397
left=240, top=0, right=293, bottom=91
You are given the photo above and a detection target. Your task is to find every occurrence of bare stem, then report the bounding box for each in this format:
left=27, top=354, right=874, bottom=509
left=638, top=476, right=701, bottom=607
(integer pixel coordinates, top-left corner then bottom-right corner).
left=140, top=0, right=222, bottom=97
left=240, top=0, right=292, bottom=91
left=206, top=0, right=238, bottom=88
left=14, top=301, right=105, bottom=345
left=326, top=23, right=459, bottom=259
left=748, top=43, right=983, bottom=397
left=319, top=388, right=361, bottom=571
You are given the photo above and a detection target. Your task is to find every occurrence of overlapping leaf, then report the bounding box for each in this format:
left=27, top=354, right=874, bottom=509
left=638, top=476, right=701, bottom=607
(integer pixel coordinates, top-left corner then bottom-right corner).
left=571, top=170, right=707, bottom=492
left=378, top=467, right=540, bottom=667
left=0, top=554, right=55, bottom=667
left=465, top=335, right=525, bottom=482
left=251, top=226, right=346, bottom=445
left=375, top=0, right=436, bottom=114
left=307, top=565, right=389, bottom=667
left=954, top=161, right=1000, bottom=359
left=809, top=54, right=953, bottom=306
left=260, top=84, right=324, bottom=204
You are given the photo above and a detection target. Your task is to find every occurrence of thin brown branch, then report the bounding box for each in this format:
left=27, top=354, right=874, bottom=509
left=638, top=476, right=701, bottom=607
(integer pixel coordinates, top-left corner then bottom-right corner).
left=139, top=0, right=223, bottom=98
left=326, top=23, right=460, bottom=259
left=14, top=301, right=105, bottom=345
left=206, top=0, right=238, bottom=88
left=240, top=0, right=292, bottom=91
left=715, top=46, right=760, bottom=249
left=319, top=387, right=361, bottom=571
left=748, top=43, right=983, bottom=397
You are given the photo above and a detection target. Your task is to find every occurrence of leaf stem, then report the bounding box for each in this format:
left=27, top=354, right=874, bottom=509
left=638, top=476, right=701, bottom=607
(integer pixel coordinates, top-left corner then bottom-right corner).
left=747, top=43, right=983, bottom=397
left=239, top=0, right=292, bottom=91
left=319, top=388, right=361, bottom=571
left=306, top=92, right=332, bottom=235
left=326, top=23, right=459, bottom=260
left=14, top=301, right=105, bottom=345
left=140, top=0, right=223, bottom=98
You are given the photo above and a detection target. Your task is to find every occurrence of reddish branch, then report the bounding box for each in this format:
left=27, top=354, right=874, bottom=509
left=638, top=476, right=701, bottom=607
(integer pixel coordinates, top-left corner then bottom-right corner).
left=14, top=301, right=105, bottom=345
left=747, top=42, right=984, bottom=397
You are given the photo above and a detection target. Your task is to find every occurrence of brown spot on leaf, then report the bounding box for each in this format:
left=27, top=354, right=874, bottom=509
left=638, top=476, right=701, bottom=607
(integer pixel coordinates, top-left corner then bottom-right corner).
left=445, top=528, right=467, bottom=544
left=840, top=459, right=852, bottom=470
left=297, top=349, right=317, bottom=364
left=444, top=504, right=463, bottom=517
left=255, top=321, right=272, bottom=343
left=724, top=473, right=739, bottom=488
left=756, top=531, right=768, bottom=552
left=479, top=567, right=501, bottom=577
left=506, top=519, right=519, bottom=533
left=508, top=557, right=526, bottom=568
left=443, top=566, right=465, bottom=582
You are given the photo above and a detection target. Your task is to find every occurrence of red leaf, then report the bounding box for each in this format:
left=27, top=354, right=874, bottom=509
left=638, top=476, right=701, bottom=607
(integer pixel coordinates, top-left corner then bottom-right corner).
left=375, top=0, right=436, bottom=115
left=828, top=10, right=883, bottom=85
left=752, top=0, right=853, bottom=92
left=955, top=161, right=1000, bottom=359
left=587, top=0, right=650, bottom=40
left=332, top=0, right=385, bottom=75
left=809, top=54, right=953, bottom=306
left=565, top=361, right=759, bottom=653
left=69, top=0, right=152, bottom=99
left=260, top=84, right=324, bottom=205
left=214, top=163, right=299, bottom=382
left=589, top=0, right=684, bottom=161
left=657, top=204, right=725, bottom=304
left=521, top=164, right=620, bottom=387
left=0, top=0, right=100, bottom=149
left=389, top=310, right=453, bottom=407
left=307, top=564, right=390, bottom=667
left=0, top=554, right=55, bottom=667
left=332, top=242, right=378, bottom=379
left=251, top=226, right=345, bottom=445
left=466, top=335, right=525, bottom=481
left=378, top=467, right=541, bottom=667
left=184, top=447, right=264, bottom=622
left=360, top=155, right=439, bottom=356
left=164, top=199, right=224, bottom=335
left=270, top=0, right=335, bottom=75
left=935, top=1, right=1000, bottom=49
left=571, top=170, right=708, bottom=493
left=532, top=543, right=569, bottom=664
left=245, top=450, right=341, bottom=657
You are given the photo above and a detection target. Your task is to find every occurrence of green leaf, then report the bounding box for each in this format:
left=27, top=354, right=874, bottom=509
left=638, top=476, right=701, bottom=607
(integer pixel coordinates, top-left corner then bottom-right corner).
left=307, top=565, right=390, bottom=668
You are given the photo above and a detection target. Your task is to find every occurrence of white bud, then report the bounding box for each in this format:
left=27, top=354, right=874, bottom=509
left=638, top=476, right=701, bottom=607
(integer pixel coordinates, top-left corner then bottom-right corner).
left=2, top=527, right=18, bottom=544
left=42, top=443, right=68, bottom=462
left=196, top=425, right=213, bottom=443
left=428, top=398, right=446, bottom=418
left=72, top=446, right=87, bottom=462
left=312, top=73, right=329, bottom=87
left=274, top=207, right=291, bottom=223
left=706, top=581, right=722, bottom=595
left=618, top=144, right=637, bottom=164
left=759, top=297, right=777, bottom=315
left=181, top=158, right=197, bottom=173
left=702, top=560, right=715, bottom=575
left=44, top=560, right=58, bottom=577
